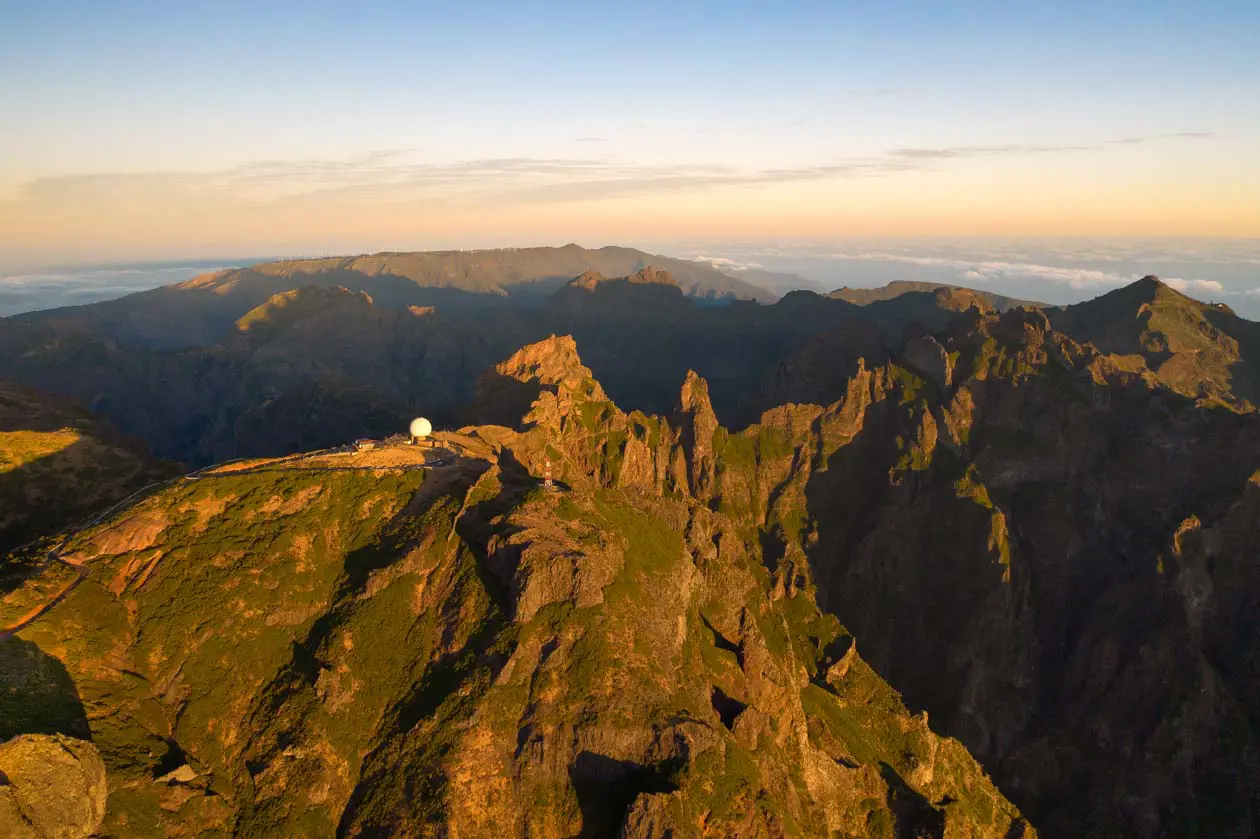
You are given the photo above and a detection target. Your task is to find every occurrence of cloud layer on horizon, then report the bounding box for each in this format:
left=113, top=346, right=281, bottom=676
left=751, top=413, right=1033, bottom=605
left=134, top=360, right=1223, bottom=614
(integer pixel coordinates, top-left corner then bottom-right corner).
left=674, top=239, right=1260, bottom=317
left=806, top=251, right=1146, bottom=290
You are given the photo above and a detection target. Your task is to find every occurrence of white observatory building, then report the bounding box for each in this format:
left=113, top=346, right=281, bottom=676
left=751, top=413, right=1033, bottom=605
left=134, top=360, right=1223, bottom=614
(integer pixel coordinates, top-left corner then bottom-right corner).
left=410, top=417, right=432, bottom=446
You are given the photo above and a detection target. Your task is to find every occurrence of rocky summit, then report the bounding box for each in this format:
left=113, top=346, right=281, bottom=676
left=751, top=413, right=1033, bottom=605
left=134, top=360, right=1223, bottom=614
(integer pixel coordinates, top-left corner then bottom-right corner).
left=0, top=337, right=1030, bottom=838
left=1, top=267, right=1259, bottom=838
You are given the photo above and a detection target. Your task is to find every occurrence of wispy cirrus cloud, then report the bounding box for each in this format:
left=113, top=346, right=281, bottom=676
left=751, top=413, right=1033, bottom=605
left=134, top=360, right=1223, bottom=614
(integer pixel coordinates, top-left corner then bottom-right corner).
left=2, top=130, right=1220, bottom=214
left=1111, top=131, right=1216, bottom=145
left=890, top=144, right=1091, bottom=159
left=890, top=131, right=1213, bottom=161
left=7, top=154, right=927, bottom=210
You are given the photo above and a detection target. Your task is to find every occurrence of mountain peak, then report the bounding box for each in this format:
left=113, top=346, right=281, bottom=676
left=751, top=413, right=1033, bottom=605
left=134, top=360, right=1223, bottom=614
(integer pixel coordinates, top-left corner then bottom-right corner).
left=1124, top=274, right=1177, bottom=300
left=678, top=369, right=713, bottom=411
left=492, top=335, right=599, bottom=391
left=1050, top=273, right=1260, bottom=409
left=234, top=285, right=373, bottom=333
left=672, top=370, right=719, bottom=499
left=474, top=335, right=610, bottom=428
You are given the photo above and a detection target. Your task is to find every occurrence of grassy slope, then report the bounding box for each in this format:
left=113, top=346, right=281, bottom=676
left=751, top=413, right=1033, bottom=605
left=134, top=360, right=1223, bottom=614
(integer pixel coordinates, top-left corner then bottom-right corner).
left=4, top=444, right=1028, bottom=837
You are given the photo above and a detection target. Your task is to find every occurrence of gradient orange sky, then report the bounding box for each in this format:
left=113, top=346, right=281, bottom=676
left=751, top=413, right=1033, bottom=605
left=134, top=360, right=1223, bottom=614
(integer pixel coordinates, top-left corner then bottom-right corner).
left=2, top=2, right=1258, bottom=266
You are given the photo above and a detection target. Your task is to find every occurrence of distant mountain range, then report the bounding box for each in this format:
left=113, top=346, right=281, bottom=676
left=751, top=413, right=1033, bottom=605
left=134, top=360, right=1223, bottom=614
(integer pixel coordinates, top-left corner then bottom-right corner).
left=9, top=245, right=773, bottom=349
left=830, top=279, right=1044, bottom=311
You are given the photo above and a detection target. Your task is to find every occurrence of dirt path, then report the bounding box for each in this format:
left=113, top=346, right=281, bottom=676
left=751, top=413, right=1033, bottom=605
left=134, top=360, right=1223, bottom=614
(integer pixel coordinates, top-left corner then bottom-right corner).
left=0, top=558, right=87, bottom=639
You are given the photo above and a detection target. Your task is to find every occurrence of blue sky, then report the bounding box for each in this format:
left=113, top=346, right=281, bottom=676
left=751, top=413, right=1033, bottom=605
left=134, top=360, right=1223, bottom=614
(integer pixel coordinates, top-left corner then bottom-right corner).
left=1, top=1, right=1258, bottom=265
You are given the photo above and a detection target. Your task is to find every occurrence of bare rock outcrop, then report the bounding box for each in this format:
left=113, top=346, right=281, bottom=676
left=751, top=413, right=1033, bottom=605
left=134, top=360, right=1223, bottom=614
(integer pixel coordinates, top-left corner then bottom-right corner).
left=671, top=371, right=719, bottom=500
left=0, top=735, right=107, bottom=839
left=903, top=333, right=954, bottom=392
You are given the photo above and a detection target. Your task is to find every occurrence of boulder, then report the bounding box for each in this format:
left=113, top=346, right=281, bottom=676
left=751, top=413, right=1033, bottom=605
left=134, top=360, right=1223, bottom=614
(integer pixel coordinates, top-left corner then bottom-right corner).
left=0, top=734, right=107, bottom=839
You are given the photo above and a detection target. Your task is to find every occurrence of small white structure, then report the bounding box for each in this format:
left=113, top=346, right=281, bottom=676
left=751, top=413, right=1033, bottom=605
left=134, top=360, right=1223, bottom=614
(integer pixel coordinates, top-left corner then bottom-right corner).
left=409, top=417, right=433, bottom=445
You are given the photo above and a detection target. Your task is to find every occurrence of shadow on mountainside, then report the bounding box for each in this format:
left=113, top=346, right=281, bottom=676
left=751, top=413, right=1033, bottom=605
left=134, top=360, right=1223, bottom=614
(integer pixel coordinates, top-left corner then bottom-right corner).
left=0, top=635, right=89, bottom=740
left=0, top=436, right=99, bottom=562
left=0, top=433, right=174, bottom=578
left=568, top=750, right=683, bottom=839
left=800, top=364, right=1260, bottom=837
left=0, top=381, right=178, bottom=570
left=1202, top=306, right=1260, bottom=406
left=879, top=761, right=946, bottom=839
left=468, top=371, right=545, bottom=430
left=15, top=269, right=523, bottom=350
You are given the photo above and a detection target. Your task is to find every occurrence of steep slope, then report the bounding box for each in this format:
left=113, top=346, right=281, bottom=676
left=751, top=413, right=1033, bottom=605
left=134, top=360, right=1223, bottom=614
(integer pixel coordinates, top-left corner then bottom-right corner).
left=0, top=340, right=1032, bottom=838
left=1051, top=275, right=1260, bottom=410
left=726, top=267, right=824, bottom=295
left=0, top=382, right=175, bottom=559
left=0, top=285, right=525, bottom=466
left=688, top=262, right=826, bottom=296
left=470, top=320, right=1260, bottom=837
left=788, top=309, right=1260, bottom=837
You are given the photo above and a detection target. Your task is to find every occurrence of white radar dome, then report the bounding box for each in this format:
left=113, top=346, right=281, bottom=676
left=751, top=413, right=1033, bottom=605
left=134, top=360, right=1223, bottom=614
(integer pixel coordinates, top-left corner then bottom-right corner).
left=409, top=417, right=432, bottom=439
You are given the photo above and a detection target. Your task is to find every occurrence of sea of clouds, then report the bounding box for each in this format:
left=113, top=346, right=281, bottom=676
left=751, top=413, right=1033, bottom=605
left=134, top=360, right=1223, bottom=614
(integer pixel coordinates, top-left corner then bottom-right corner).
left=0, top=259, right=251, bottom=317
left=680, top=239, right=1260, bottom=318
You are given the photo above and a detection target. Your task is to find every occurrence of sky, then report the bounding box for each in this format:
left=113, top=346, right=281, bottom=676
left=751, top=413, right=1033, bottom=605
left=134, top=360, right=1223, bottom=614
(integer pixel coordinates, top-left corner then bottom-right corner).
left=1, top=0, right=1259, bottom=269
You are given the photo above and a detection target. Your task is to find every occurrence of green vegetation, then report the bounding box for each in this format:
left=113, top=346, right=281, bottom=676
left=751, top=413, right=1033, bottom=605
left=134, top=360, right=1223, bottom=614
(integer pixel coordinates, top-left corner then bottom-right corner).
left=0, top=340, right=1033, bottom=837
left=890, top=364, right=928, bottom=405
left=575, top=398, right=616, bottom=432
left=0, top=428, right=81, bottom=472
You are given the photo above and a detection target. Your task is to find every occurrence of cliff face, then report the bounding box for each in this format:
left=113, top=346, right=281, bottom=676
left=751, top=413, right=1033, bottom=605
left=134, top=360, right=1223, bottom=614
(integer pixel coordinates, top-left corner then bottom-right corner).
left=0, top=350, right=1032, bottom=837
left=795, top=308, right=1260, bottom=837
left=471, top=314, right=1260, bottom=837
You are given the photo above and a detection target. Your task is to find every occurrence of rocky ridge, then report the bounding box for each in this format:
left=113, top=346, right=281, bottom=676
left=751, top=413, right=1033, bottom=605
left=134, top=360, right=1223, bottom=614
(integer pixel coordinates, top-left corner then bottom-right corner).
left=0, top=334, right=1034, bottom=838
left=466, top=306, right=1260, bottom=837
